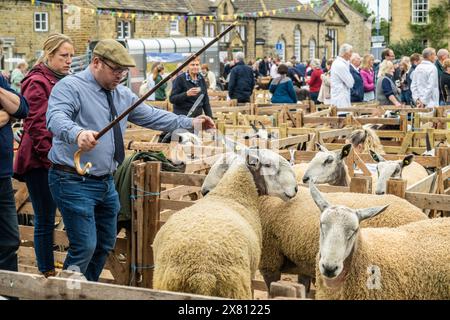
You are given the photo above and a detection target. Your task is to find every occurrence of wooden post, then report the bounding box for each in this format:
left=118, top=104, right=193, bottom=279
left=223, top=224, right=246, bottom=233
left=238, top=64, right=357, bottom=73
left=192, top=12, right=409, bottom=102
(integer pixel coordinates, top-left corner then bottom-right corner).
left=141, top=162, right=161, bottom=288
left=296, top=110, right=304, bottom=128
left=435, top=107, right=445, bottom=129
left=279, top=123, right=288, bottom=139
left=330, top=106, right=337, bottom=117
left=350, top=176, right=371, bottom=194
left=131, top=161, right=145, bottom=287
left=399, top=114, right=407, bottom=133
left=386, top=179, right=407, bottom=198
left=436, top=147, right=449, bottom=168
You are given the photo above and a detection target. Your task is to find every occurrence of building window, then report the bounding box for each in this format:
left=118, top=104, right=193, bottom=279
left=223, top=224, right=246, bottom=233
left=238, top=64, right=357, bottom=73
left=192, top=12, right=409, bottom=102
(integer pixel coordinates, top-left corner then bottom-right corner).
left=204, top=23, right=215, bottom=37
left=236, top=25, right=246, bottom=41
left=412, top=0, right=429, bottom=24
left=170, top=19, right=179, bottom=35
left=220, top=24, right=232, bottom=42
left=309, top=38, right=316, bottom=60
left=117, top=20, right=132, bottom=39
left=276, top=39, right=286, bottom=62
left=34, top=12, right=48, bottom=32
left=327, top=28, right=338, bottom=57
left=294, top=28, right=302, bottom=62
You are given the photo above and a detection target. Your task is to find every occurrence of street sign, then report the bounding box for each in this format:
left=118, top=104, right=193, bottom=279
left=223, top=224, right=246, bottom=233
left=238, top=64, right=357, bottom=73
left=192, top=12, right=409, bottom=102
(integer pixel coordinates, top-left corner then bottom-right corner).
left=275, top=42, right=282, bottom=50
left=371, top=36, right=385, bottom=43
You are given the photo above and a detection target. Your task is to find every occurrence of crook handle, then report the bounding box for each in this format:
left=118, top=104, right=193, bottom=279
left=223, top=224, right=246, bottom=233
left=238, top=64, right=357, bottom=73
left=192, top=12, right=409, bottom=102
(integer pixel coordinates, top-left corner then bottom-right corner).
left=74, top=149, right=92, bottom=175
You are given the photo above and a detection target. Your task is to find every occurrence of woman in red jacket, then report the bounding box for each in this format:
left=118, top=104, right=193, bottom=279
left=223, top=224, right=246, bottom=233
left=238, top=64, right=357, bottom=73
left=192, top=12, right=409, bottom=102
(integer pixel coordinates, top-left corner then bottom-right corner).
left=14, top=34, right=74, bottom=277
left=307, top=59, right=323, bottom=104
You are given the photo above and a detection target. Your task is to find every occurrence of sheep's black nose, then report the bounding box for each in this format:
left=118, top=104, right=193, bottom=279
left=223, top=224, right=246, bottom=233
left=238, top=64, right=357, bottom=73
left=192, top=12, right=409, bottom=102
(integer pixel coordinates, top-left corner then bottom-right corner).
left=201, top=189, right=209, bottom=196
left=322, top=264, right=338, bottom=278
left=302, top=176, right=310, bottom=183
left=294, top=186, right=298, bottom=193
left=376, top=191, right=385, bottom=195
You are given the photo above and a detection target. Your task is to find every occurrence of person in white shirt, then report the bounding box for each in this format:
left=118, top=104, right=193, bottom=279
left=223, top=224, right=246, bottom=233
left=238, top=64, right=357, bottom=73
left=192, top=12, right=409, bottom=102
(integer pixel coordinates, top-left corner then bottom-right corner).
left=411, top=47, right=440, bottom=108
left=330, top=43, right=355, bottom=108
left=270, top=57, right=281, bottom=79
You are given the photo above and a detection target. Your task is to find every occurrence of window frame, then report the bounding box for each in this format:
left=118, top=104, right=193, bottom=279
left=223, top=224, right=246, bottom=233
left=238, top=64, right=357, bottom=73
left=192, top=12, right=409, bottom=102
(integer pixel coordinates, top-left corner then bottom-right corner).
left=294, top=28, right=302, bottom=62
left=327, top=28, right=338, bottom=58
left=203, top=23, right=215, bottom=37
left=117, top=20, right=132, bottom=39
left=34, top=12, right=48, bottom=32
left=309, top=38, right=316, bottom=60
left=169, top=19, right=180, bottom=35
left=411, top=0, right=429, bottom=25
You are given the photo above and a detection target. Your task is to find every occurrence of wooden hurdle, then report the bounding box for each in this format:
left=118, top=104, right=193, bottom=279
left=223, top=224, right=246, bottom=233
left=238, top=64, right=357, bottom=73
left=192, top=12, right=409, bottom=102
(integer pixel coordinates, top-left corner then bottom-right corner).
left=0, top=270, right=223, bottom=300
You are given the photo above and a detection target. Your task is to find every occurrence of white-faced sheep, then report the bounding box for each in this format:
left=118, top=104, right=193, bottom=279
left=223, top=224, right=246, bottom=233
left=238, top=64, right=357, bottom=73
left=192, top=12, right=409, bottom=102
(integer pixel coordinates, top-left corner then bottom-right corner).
left=202, top=153, right=428, bottom=293
left=153, top=148, right=298, bottom=299
left=309, top=182, right=449, bottom=300
left=301, top=144, right=429, bottom=195
left=257, top=186, right=428, bottom=291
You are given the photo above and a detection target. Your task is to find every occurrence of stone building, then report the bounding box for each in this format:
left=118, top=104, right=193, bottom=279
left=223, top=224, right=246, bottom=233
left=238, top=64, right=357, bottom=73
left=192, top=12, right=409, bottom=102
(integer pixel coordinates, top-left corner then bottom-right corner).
left=390, top=0, right=450, bottom=49
left=0, top=0, right=372, bottom=71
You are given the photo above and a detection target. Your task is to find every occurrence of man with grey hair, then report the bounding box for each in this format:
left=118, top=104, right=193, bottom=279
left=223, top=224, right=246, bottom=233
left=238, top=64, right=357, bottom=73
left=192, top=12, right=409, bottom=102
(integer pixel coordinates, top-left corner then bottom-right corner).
left=330, top=44, right=355, bottom=108
left=228, top=51, right=255, bottom=103
left=436, top=49, right=449, bottom=105
left=411, top=47, right=439, bottom=108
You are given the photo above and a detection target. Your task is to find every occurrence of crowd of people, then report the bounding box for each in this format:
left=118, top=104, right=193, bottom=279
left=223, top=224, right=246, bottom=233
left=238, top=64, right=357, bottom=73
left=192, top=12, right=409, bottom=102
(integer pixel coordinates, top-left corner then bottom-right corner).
left=215, top=45, right=450, bottom=109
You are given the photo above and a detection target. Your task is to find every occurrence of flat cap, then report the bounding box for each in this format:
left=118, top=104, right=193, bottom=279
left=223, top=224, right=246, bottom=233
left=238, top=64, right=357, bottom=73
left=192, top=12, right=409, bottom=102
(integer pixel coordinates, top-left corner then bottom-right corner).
left=93, top=39, right=136, bottom=67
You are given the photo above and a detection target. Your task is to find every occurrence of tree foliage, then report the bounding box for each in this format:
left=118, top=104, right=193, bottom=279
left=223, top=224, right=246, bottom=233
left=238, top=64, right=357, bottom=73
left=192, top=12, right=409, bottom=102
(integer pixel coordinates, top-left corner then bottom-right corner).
left=344, top=0, right=373, bottom=18
left=390, top=39, right=426, bottom=58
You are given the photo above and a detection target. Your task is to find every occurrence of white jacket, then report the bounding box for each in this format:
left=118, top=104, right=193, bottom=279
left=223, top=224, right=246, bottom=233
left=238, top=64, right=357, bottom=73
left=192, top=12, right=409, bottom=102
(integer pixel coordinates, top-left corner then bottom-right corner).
left=330, top=56, right=354, bottom=108
left=411, top=60, right=439, bottom=107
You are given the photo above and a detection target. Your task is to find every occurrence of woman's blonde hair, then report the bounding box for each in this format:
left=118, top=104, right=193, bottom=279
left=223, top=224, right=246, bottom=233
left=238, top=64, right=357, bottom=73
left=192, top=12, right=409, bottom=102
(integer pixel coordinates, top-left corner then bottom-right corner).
left=379, top=60, right=394, bottom=78
left=35, top=33, right=73, bottom=66
left=400, top=56, right=411, bottom=72
left=361, top=54, right=374, bottom=71
left=348, top=126, right=385, bottom=154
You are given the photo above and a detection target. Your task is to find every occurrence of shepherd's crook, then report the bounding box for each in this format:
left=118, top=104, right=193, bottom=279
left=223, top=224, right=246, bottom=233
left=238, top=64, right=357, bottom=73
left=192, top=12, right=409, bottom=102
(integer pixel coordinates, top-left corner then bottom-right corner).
left=74, top=22, right=238, bottom=175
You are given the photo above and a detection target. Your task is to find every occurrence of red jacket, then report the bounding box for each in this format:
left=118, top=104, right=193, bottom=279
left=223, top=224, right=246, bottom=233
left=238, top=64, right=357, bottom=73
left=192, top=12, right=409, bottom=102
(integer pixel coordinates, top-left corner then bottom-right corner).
left=14, top=63, right=59, bottom=176
left=307, top=68, right=323, bottom=93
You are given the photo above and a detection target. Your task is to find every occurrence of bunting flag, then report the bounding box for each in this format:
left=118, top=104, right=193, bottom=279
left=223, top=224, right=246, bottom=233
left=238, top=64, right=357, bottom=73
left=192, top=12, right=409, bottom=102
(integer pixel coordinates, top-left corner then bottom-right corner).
left=29, top=0, right=336, bottom=22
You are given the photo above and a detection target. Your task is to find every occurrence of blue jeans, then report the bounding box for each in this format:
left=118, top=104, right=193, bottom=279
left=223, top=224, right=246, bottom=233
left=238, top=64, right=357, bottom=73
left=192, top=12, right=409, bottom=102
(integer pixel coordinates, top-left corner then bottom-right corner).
left=48, top=168, right=120, bottom=281
left=0, top=178, right=20, bottom=272
left=23, top=168, right=57, bottom=274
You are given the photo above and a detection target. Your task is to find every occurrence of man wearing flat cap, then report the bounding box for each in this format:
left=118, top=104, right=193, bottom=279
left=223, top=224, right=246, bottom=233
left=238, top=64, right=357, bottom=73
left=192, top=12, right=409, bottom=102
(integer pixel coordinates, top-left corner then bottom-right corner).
left=46, top=39, right=215, bottom=281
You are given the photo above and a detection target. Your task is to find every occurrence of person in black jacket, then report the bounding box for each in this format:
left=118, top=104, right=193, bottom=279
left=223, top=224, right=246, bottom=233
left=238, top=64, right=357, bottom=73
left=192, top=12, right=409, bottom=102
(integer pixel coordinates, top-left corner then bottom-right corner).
left=441, top=58, right=450, bottom=103
left=228, top=52, right=255, bottom=104
left=0, top=74, right=29, bottom=275
left=170, top=57, right=213, bottom=118
left=350, top=53, right=364, bottom=103
left=258, top=56, right=270, bottom=77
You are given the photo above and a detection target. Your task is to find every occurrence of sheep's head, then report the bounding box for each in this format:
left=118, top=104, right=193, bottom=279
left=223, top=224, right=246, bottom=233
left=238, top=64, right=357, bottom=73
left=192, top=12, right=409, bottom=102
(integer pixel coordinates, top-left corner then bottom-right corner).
left=244, top=122, right=272, bottom=140
left=370, top=151, right=413, bottom=195
left=309, top=181, right=388, bottom=283
left=174, top=132, right=202, bottom=146
left=302, top=144, right=352, bottom=186
left=201, top=148, right=298, bottom=201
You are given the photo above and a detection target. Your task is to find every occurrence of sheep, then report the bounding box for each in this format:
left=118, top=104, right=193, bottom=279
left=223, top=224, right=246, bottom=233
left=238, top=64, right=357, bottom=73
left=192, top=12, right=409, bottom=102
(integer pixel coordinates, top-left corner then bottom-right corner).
left=309, top=182, right=449, bottom=300
left=153, top=148, right=298, bottom=299
left=301, top=144, right=429, bottom=195
left=257, top=186, right=428, bottom=291
left=202, top=154, right=428, bottom=293
left=369, top=150, right=429, bottom=195
left=301, top=144, right=353, bottom=186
